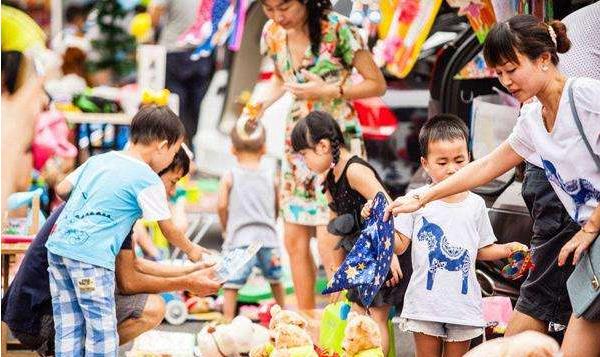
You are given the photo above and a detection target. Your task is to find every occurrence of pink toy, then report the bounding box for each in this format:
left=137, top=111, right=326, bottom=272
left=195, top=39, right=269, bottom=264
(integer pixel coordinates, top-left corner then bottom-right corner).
left=32, top=110, right=77, bottom=171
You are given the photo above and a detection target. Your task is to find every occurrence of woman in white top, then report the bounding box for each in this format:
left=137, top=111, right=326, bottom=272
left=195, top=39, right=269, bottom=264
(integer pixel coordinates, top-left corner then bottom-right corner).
left=387, top=15, right=600, bottom=357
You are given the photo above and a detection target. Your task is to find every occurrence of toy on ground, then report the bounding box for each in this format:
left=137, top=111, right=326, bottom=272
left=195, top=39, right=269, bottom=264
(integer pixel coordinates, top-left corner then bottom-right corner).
left=271, top=324, right=318, bottom=357
left=269, top=304, right=309, bottom=331
left=501, top=249, right=535, bottom=280
left=342, top=313, right=384, bottom=357
left=322, top=192, right=394, bottom=308
left=197, top=316, right=271, bottom=356
left=464, top=331, right=560, bottom=357
left=318, top=299, right=351, bottom=356
left=350, top=0, right=381, bottom=26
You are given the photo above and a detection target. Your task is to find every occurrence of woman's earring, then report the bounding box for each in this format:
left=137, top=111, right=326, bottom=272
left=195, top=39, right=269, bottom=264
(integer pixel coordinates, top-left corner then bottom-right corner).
left=541, top=64, right=549, bottom=71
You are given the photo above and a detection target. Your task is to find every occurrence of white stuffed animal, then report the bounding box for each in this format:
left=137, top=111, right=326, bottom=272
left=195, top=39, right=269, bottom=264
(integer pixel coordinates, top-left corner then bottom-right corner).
left=197, top=316, right=271, bottom=356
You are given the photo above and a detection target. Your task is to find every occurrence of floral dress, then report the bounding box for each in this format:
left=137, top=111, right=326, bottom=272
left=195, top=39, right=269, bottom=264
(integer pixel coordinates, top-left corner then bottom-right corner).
left=261, top=12, right=367, bottom=226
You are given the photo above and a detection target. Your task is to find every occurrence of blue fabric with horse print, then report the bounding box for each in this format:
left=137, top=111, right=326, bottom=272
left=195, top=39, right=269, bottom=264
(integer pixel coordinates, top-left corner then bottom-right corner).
left=322, top=192, right=394, bottom=308
left=394, top=187, right=496, bottom=327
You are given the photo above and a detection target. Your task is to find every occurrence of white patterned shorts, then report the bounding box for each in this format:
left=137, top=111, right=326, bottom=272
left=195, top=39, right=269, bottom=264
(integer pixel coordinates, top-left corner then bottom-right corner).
left=397, top=317, right=484, bottom=342
left=47, top=252, right=118, bottom=356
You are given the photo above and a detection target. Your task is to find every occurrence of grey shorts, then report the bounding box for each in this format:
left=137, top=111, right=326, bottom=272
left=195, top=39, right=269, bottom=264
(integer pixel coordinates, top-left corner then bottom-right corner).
left=10, top=293, right=149, bottom=356
left=397, top=318, right=484, bottom=342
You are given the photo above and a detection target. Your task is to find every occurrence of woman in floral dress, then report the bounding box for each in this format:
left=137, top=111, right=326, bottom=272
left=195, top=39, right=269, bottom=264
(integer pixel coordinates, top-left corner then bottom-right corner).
left=256, top=0, right=386, bottom=310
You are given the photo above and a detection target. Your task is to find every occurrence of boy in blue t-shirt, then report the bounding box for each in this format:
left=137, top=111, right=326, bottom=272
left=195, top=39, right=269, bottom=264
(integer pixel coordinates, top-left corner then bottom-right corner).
left=46, top=105, right=208, bottom=356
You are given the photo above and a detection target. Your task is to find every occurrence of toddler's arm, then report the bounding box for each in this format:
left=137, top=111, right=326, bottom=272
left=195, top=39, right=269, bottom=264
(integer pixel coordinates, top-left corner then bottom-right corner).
left=157, top=219, right=208, bottom=262
left=477, top=242, right=528, bottom=261
left=217, top=171, right=232, bottom=236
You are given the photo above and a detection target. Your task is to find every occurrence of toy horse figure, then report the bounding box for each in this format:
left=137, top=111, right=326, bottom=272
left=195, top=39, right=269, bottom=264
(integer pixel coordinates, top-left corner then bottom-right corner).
left=542, top=159, right=600, bottom=224
left=417, top=217, right=471, bottom=295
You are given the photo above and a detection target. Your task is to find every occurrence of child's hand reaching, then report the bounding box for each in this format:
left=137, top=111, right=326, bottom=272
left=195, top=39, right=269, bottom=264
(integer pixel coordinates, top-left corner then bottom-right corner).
left=385, top=255, right=402, bottom=287
left=187, top=244, right=211, bottom=262
left=361, top=199, right=373, bottom=219
left=504, top=242, right=529, bottom=258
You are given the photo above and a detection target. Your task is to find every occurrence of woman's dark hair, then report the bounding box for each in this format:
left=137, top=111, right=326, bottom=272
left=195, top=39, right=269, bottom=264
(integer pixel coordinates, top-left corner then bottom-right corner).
left=130, top=105, right=186, bottom=146
left=158, top=147, right=191, bottom=177
left=483, top=15, right=571, bottom=67
left=260, top=0, right=332, bottom=56
left=291, top=110, right=344, bottom=191
left=304, top=0, right=332, bottom=56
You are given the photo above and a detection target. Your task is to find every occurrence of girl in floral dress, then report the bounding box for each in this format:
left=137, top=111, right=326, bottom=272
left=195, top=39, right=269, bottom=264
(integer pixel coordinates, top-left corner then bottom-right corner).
left=255, top=0, right=386, bottom=310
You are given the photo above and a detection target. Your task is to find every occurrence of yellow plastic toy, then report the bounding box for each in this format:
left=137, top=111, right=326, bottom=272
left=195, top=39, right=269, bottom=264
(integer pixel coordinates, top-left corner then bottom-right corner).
left=130, top=12, right=153, bottom=43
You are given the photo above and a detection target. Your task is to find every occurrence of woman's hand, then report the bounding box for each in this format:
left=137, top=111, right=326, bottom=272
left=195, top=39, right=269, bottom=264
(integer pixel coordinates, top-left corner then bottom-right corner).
left=558, top=229, right=598, bottom=266
left=385, top=255, right=402, bottom=287
left=283, top=70, right=337, bottom=100
left=384, top=194, right=423, bottom=221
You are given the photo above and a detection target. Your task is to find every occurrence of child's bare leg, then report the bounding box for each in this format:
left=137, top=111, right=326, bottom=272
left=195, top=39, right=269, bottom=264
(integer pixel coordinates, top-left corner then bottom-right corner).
left=284, top=223, right=316, bottom=310
left=316, top=225, right=345, bottom=279
left=270, top=282, right=285, bottom=308
left=443, top=340, right=471, bottom=357
left=414, top=332, right=443, bottom=357
left=223, top=289, right=239, bottom=321
left=370, top=305, right=392, bottom=356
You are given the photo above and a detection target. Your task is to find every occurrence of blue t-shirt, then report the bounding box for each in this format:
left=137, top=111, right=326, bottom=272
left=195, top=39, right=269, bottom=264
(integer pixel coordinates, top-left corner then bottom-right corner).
left=46, top=151, right=171, bottom=270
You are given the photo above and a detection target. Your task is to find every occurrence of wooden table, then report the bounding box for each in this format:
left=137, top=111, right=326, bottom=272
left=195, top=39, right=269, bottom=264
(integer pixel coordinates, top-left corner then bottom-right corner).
left=2, top=243, right=30, bottom=293
left=1, top=243, right=30, bottom=356
left=62, top=112, right=132, bottom=125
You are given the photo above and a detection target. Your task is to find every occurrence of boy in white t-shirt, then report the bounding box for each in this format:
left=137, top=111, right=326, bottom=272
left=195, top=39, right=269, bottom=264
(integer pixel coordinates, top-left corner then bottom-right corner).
left=363, top=114, right=526, bottom=357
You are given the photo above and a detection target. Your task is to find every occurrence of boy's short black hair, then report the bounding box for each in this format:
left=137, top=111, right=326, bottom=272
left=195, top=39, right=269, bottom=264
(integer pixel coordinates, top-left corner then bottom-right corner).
left=419, top=114, right=469, bottom=157
left=130, top=105, right=185, bottom=147
left=230, top=123, right=266, bottom=153
left=158, top=147, right=190, bottom=177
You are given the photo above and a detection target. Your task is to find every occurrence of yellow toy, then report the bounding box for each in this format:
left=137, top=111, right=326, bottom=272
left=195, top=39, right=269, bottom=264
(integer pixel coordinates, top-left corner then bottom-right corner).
left=341, top=313, right=384, bottom=357
left=130, top=12, right=153, bottom=43
left=269, top=304, right=309, bottom=331
left=272, top=325, right=318, bottom=357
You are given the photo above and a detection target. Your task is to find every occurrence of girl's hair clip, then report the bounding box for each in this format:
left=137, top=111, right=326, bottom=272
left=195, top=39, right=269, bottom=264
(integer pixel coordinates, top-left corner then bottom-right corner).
left=141, top=88, right=170, bottom=106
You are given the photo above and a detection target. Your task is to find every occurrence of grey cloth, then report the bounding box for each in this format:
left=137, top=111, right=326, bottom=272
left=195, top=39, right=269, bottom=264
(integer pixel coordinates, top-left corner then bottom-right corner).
left=224, top=165, right=278, bottom=249
left=558, top=2, right=600, bottom=78
left=154, top=0, right=200, bottom=52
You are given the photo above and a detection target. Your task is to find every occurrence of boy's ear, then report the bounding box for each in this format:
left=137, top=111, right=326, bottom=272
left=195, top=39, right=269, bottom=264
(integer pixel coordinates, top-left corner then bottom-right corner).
left=157, top=140, right=169, bottom=150
left=420, top=156, right=430, bottom=174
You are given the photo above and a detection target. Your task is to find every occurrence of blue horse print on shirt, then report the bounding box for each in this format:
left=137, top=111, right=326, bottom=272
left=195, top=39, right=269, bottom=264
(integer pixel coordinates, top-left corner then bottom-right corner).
left=542, top=159, right=600, bottom=224
left=416, top=218, right=471, bottom=295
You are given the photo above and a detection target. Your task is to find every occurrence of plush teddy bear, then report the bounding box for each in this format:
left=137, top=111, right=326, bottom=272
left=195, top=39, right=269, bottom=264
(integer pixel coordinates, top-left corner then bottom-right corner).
left=272, top=324, right=318, bottom=357
left=341, top=313, right=384, bottom=357
left=269, top=305, right=309, bottom=331
left=197, top=316, right=271, bottom=356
